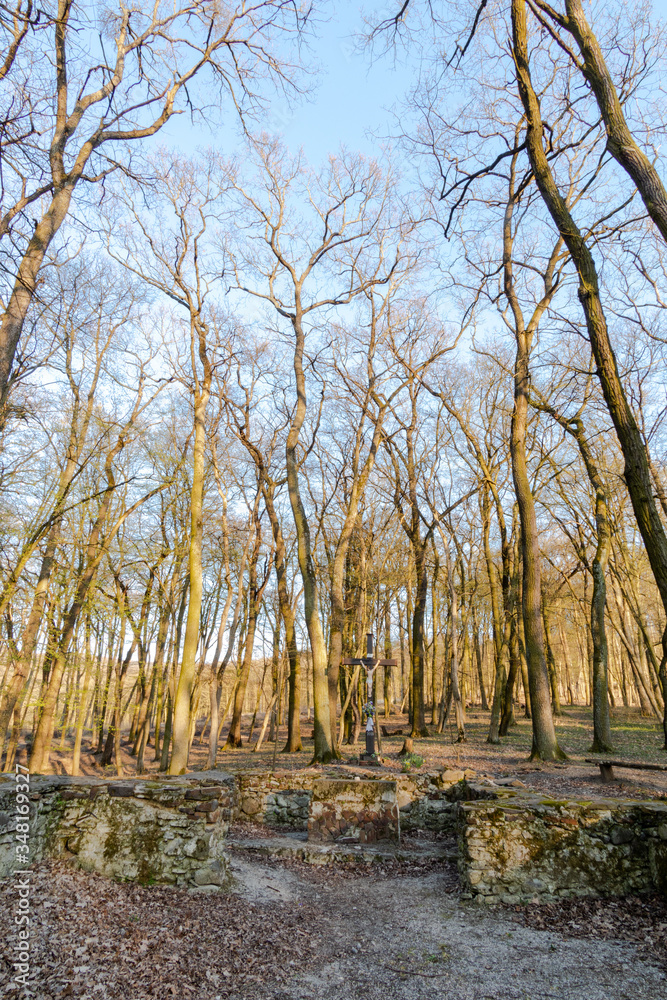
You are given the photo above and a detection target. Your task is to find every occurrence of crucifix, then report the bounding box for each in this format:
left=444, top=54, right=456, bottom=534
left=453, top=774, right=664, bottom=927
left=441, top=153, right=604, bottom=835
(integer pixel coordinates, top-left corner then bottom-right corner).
left=343, top=632, right=397, bottom=763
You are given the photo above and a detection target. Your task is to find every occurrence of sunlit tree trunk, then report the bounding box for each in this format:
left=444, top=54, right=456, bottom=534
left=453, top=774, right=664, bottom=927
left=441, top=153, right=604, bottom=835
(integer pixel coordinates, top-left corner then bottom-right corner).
left=170, top=318, right=212, bottom=774
left=447, top=547, right=465, bottom=742
left=538, top=400, right=614, bottom=751
left=263, top=486, right=302, bottom=753
left=225, top=509, right=270, bottom=748
left=71, top=616, right=95, bottom=776
left=286, top=305, right=333, bottom=762
left=512, top=0, right=667, bottom=747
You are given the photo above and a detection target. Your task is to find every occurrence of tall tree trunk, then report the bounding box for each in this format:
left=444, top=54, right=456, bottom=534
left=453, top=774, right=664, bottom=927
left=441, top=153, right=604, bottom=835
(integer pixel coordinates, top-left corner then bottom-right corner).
left=29, top=427, right=133, bottom=773
left=499, top=620, right=520, bottom=736
left=384, top=596, right=393, bottom=717
left=472, top=607, right=489, bottom=711
left=0, top=526, right=60, bottom=754
left=511, top=356, right=563, bottom=759
left=482, top=486, right=506, bottom=743
left=207, top=511, right=253, bottom=768
left=262, top=485, right=302, bottom=753
left=537, top=400, right=614, bottom=749
left=512, top=0, right=667, bottom=747
left=542, top=600, right=562, bottom=717
left=170, top=318, right=211, bottom=774
left=447, top=549, right=465, bottom=742
left=285, top=306, right=333, bottom=762
left=500, top=126, right=564, bottom=760
left=72, top=616, right=95, bottom=776
left=409, top=540, right=429, bottom=738
left=225, top=517, right=267, bottom=748
left=325, top=401, right=385, bottom=752
left=0, top=183, right=76, bottom=422
left=556, top=0, right=667, bottom=245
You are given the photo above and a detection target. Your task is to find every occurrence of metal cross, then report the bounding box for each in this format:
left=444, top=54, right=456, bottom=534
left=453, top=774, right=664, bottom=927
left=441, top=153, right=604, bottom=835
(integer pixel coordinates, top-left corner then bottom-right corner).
left=343, top=633, right=397, bottom=763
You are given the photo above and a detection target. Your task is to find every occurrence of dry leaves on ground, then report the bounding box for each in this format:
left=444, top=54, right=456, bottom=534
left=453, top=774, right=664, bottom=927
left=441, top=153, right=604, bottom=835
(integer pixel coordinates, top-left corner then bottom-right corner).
left=0, top=861, right=319, bottom=1000
left=513, top=894, right=667, bottom=970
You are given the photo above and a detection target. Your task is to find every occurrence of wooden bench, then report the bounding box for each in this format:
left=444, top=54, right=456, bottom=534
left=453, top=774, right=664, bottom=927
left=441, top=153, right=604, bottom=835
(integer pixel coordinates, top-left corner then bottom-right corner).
left=585, top=758, right=667, bottom=783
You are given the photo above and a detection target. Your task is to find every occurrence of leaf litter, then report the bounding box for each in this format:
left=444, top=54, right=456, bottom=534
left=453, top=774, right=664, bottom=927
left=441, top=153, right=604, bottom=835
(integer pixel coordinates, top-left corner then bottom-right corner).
left=0, top=860, right=319, bottom=1000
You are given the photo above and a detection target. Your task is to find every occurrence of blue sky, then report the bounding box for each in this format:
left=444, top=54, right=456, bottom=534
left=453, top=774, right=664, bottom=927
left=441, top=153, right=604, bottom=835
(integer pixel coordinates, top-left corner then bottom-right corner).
left=163, top=0, right=667, bottom=169
left=268, top=4, right=416, bottom=162
left=159, top=2, right=417, bottom=166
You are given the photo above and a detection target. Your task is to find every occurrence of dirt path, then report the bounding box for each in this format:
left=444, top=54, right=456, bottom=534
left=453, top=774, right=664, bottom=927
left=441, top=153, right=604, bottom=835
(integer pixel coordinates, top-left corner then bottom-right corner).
left=228, top=853, right=667, bottom=1000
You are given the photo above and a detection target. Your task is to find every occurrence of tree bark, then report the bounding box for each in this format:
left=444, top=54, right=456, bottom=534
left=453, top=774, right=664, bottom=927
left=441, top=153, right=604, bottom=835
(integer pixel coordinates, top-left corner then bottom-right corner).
left=549, top=0, right=667, bottom=246
left=447, top=548, right=465, bottom=742
left=169, top=318, right=211, bottom=774
left=225, top=512, right=269, bottom=748
left=472, top=607, right=489, bottom=710
left=540, top=403, right=614, bottom=750
left=29, top=414, right=143, bottom=773
left=262, top=485, right=302, bottom=752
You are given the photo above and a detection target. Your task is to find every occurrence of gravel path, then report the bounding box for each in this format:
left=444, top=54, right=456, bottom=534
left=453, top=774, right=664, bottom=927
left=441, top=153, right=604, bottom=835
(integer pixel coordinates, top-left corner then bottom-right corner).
left=229, top=853, right=667, bottom=1000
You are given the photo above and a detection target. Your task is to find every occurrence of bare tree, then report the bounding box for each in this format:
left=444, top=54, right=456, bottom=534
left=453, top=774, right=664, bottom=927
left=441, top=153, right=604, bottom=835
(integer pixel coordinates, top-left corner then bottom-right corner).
left=0, top=0, right=309, bottom=425
left=0, top=257, right=143, bottom=756
left=229, top=139, right=408, bottom=761
left=29, top=362, right=168, bottom=773
left=111, top=152, right=234, bottom=773
left=511, top=0, right=667, bottom=746
left=528, top=0, right=667, bottom=244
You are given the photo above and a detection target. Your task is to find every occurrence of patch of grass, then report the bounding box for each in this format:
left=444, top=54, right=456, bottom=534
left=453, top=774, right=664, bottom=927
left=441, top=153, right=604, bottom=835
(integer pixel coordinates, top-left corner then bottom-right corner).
left=401, top=752, right=425, bottom=773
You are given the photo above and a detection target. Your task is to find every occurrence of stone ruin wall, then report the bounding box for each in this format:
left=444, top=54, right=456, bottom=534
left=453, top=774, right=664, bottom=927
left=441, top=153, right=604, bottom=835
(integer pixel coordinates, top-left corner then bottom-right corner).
left=234, top=766, right=478, bottom=833
left=458, top=793, right=667, bottom=904
left=3, top=767, right=667, bottom=904
left=307, top=779, right=399, bottom=843
left=0, top=767, right=481, bottom=887
left=0, top=771, right=237, bottom=889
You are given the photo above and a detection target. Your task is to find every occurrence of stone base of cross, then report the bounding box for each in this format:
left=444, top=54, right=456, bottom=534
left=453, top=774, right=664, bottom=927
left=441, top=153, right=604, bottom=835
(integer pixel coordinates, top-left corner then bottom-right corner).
left=343, top=633, right=397, bottom=763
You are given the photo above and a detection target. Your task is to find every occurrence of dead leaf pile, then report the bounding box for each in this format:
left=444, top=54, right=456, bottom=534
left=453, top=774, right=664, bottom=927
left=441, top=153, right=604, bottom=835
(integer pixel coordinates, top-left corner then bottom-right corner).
left=0, top=860, right=319, bottom=1000
left=513, top=894, right=667, bottom=969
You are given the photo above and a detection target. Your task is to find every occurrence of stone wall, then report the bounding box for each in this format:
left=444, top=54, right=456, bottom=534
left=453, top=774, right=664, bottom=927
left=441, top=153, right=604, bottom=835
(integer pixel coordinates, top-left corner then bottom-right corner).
left=7, top=766, right=665, bottom=906
left=235, top=767, right=478, bottom=833
left=235, top=770, right=314, bottom=828
left=308, top=779, right=399, bottom=843
left=0, top=771, right=236, bottom=888
left=458, top=791, right=667, bottom=904
left=397, top=769, right=482, bottom=833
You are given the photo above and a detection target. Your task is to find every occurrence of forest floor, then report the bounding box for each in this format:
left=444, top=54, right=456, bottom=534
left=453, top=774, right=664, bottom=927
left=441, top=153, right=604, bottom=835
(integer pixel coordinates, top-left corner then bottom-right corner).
left=1, top=847, right=666, bottom=1000
left=43, top=704, right=667, bottom=801
left=4, top=706, right=667, bottom=998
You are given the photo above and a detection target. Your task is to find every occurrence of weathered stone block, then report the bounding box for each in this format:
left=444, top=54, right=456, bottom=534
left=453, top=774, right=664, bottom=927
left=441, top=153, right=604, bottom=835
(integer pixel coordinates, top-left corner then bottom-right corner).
left=0, top=770, right=235, bottom=888
left=242, top=795, right=261, bottom=815
left=611, top=826, right=634, bottom=845
left=308, top=779, right=398, bottom=843
left=108, top=784, right=136, bottom=797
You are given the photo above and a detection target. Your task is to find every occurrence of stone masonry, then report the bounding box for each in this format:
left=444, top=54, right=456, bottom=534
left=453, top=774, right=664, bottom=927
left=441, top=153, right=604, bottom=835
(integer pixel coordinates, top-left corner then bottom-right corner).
left=458, top=790, right=667, bottom=904
left=235, top=767, right=477, bottom=833
left=0, top=770, right=236, bottom=888
left=3, top=766, right=667, bottom=904
left=307, top=779, right=399, bottom=843
left=235, top=770, right=314, bottom=828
